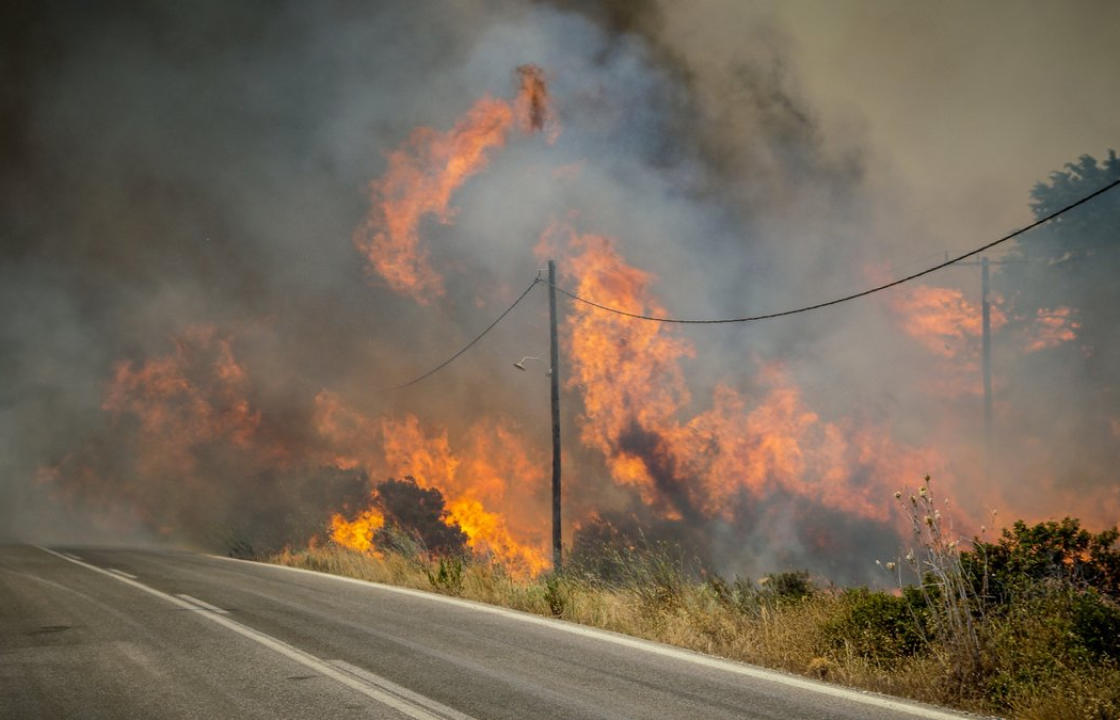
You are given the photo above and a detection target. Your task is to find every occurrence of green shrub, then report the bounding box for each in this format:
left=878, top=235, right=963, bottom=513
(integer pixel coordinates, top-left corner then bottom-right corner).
left=707, top=574, right=762, bottom=615
left=962, top=518, right=1120, bottom=605
left=823, top=588, right=929, bottom=664
left=544, top=573, right=568, bottom=617
left=761, top=571, right=815, bottom=604
left=1070, top=589, right=1120, bottom=661
left=426, top=555, right=464, bottom=595
left=226, top=536, right=256, bottom=559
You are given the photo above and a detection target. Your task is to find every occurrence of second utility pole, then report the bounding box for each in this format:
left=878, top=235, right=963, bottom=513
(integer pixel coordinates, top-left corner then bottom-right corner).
left=980, top=257, right=992, bottom=481
left=548, top=260, right=562, bottom=571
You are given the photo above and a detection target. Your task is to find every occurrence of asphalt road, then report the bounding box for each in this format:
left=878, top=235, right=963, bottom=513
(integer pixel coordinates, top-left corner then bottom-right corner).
left=0, top=545, right=986, bottom=720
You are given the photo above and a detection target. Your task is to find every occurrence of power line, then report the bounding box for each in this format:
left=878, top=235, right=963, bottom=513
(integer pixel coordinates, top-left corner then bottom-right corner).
left=551, top=177, right=1120, bottom=324
left=381, top=176, right=1118, bottom=389
left=384, top=278, right=541, bottom=390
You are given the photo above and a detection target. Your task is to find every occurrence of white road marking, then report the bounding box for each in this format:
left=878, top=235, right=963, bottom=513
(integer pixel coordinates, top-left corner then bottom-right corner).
left=176, top=593, right=228, bottom=614
left=108, top=568, right=138, bottom=580
left=214, top=554, right=992, bottom=720
left=61, top=552, right=82, bottom=561
left=330, top=660, right=477, bottom=720
left=37, top=546, right=473, bottom=720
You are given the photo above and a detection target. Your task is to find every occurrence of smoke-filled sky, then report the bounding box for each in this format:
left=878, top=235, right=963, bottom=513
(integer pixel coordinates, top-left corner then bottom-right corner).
left=2, top=0, right=1117, bottom=583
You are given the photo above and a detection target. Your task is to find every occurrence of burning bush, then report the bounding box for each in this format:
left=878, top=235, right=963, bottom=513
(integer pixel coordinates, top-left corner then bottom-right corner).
left=373, top=476, right=469, bottom=557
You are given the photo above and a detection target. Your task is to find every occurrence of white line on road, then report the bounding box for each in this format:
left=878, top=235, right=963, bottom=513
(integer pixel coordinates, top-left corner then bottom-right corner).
left=37, top=546, right=476, bottom=720
left=214, top=555, right=991, bottom=720
left=330, top=660, right=477, bottom=720
left=61, top=552, right=81, bottom=561
left=108, top=568, right=138, bottom=580
left=176, top=593, right=228, bottom=614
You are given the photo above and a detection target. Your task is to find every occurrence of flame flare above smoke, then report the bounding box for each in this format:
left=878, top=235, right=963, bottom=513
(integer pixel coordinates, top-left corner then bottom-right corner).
left=353, top=64, right=555, bottom=304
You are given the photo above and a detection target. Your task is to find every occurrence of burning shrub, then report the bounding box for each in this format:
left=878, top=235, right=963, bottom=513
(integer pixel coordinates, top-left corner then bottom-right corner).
left=224, top=466, right=371, bottom=559
left=374, top=476, right=468, bottom=557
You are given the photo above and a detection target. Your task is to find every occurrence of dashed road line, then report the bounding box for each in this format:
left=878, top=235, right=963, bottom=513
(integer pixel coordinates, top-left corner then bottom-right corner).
left=330, top=660, right=477, bottom=720
left=37, top=546, right=473, bottom=720
left=176, top=593, right=228, bottom=614
left=107, top=568, right=138, bottom=580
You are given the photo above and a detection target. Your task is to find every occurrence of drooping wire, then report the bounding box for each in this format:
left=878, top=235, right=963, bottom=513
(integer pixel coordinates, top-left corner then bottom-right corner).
left=384, top=277, right=541, bottom=390
left=550, top=177, right=1120, bottom=324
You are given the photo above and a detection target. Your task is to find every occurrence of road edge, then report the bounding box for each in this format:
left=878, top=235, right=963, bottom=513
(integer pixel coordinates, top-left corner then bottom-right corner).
left=209, top=553, right=998, bottom=720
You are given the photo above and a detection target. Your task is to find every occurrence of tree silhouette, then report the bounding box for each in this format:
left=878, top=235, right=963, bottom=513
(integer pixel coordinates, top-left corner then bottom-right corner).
left=998, top=151, right=1120, bottom=372
left=994, top=151, right=1120, bottom=454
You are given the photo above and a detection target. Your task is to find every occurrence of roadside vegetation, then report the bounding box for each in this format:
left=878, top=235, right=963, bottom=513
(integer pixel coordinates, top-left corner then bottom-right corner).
left=267, top=477, right=1120, bottom=720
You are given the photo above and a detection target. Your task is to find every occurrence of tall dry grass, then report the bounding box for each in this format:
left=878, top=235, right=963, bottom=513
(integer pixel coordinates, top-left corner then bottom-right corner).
left=270, top=543, right=992, bottom=714
left=269, top=494, right=1120, bottom=720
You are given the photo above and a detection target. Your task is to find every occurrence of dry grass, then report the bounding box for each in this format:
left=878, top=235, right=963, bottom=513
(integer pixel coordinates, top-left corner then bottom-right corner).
left=270, top=542, right=1120, bottom=719
left=266, top=480, right=1120, bottom=718
left=269, top=546, right=973, bottom=714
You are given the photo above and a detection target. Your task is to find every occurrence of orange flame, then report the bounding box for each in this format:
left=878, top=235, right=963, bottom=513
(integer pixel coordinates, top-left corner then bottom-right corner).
left=353, top=65, right=554, bottom=304
left=330, top=508, right=385, bottom=554
left=552, top=227, right=954, bottom=527
left=102, top=325, right=270, bottom=476
left=1025, top=306, right=1078, bottom=352
left=42, top=325, right=291, bottom=538
left=379, top=415, right=550, bottom=575
left=312, top=394, right=549, bottom=575
left=890, top=284, right=1006, bottom=359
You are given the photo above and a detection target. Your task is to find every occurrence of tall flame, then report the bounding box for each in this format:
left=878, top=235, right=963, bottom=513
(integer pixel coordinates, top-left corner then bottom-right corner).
left=554, top=227, right=955, bottom=527
left=353, top=65, right=554, bottom=304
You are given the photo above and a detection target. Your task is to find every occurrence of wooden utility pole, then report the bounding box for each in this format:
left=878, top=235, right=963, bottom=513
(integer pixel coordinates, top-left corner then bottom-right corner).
left=956, top=254, right=1004, bottom=480
left=980, top=257, right=992, bottom=480
left=547, top=260, right=562, bottom=570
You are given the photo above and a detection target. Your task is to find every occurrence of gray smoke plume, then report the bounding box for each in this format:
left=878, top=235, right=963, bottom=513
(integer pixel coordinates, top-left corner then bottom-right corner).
left=2, top=0, right=1116, bottom=584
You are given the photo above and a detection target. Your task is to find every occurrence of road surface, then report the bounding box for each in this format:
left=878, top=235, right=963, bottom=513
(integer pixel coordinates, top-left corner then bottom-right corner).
left=0, top=545, right=986, bottom=719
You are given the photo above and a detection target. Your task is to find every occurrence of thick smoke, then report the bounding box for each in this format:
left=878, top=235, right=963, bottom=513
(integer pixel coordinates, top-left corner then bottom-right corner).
left=2, top=1, right=1116, bottom=584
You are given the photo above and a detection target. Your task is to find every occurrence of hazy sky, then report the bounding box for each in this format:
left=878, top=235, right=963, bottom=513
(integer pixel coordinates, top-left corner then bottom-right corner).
left=769, top=0, right=1119, bottom=252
